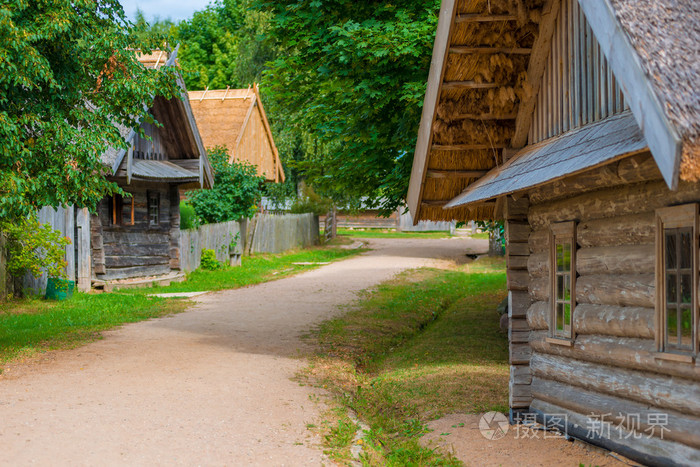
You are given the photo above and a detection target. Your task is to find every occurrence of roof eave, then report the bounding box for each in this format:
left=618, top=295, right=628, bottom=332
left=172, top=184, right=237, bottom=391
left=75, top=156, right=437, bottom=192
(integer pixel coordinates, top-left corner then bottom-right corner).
left=406, top=0, right=457, bottom=225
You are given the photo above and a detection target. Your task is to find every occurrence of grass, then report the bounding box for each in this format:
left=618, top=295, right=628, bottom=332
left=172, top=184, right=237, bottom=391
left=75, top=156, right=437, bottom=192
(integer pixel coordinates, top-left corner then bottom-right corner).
left=0, top=245, right=365, bottom=368
left=127, top=246, right=364, bottom=294
left=470, top=232, right=489, bottom=240
left=304, top=257, right=507, bottom=465
left=336, top=228, right=452, bottom=239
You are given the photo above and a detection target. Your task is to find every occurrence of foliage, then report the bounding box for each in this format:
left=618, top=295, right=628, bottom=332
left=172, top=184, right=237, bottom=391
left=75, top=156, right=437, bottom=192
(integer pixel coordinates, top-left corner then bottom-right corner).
left=290, top=183, right=331, bottom=216
left=188, top=146, right=265, bottom=224
left=180, top=202, right=197, bottom=230
left=252, top=0, right=441, bottom=214
left=132, top=8, right=176, bottom=45
left=174, top=0, right=278, bottom=90
left=0, top=0, right=180, bottom=220
left=200, top=249, right=223, bottom=271
left=1, top=216, right=70, bottom=279
left=475, top=220, right=505, bottom=256
left=308, top=259, right=507, bottom=464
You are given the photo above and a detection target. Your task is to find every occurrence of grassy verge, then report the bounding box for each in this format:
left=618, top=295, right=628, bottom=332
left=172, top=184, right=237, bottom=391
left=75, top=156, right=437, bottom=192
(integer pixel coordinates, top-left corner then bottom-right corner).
left=0, top=245, right=364, bottom=368
left=129, top=246, right=364, bottom=294
left=336, top=228, right=452, bottom=239
left=304, top=257, right=507, bottom=465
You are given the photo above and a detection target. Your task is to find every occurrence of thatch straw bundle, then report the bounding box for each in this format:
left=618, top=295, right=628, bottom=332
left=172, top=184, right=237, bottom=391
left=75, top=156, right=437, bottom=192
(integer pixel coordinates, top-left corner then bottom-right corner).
left=451, top=21, right=538, bottom=48
left=444, top=53, right=527, bottom=84
left=432, top=118, right=514, bottom=146
left=428, top=149, right=498, bottom=171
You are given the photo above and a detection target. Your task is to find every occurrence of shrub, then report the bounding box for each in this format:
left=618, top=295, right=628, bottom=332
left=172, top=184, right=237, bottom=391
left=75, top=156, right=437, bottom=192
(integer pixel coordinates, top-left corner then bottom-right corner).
left=180, top=202, right=197, bottom=230
left=1, top=215, right=70, bottom=279
left=290, top=183, right=331, bottom=216
left=188, top=146, right=265, bottom=224
left=200, top=249, right=223, bottom=270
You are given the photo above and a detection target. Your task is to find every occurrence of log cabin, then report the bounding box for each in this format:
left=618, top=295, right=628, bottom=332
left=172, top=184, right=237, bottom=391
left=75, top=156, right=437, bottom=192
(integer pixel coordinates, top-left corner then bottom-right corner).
left=188, top=85, right=285, bottom=183
left=407, top=0, right=700, bottom=465
left=93, top=47, right=213, bottom=283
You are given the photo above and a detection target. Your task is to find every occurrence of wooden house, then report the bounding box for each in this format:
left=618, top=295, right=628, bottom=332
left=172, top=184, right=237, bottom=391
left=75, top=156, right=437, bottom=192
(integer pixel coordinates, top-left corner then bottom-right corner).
left=188, top=85, right=285, bottom=183
left=92, top=47, right=213, bottom=283
left=407, top=0, right=700, bottom=465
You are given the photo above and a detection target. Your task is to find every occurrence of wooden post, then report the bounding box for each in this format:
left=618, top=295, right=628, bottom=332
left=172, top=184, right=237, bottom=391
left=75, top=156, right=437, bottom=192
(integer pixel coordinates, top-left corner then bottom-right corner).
left=64, top=206, right=75, bottom=282
left=0, top=233, right=6, bottom=300
left=505, top=197, right=533, bottom=419
left=76, top=208, right=91, bottom=292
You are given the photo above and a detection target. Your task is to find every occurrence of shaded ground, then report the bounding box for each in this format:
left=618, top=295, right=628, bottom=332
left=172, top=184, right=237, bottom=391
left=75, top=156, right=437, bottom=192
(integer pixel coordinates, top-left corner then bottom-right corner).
left=0, top=237, right=482, bottom=466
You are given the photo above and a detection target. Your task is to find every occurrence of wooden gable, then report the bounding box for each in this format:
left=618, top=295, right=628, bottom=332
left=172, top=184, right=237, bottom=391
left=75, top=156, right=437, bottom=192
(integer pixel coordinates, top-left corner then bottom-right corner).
left=188, top=85, right=285, bottom=183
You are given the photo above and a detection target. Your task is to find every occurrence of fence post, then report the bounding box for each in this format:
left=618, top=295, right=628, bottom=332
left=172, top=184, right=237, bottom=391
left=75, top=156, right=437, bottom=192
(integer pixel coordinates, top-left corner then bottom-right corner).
left=0, top=233, right=6, bottom=300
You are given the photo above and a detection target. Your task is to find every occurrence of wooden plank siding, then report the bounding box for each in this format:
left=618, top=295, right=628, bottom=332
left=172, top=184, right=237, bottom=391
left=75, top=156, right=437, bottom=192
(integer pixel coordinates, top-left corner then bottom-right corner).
left=528, top=0, right=628, bottom=145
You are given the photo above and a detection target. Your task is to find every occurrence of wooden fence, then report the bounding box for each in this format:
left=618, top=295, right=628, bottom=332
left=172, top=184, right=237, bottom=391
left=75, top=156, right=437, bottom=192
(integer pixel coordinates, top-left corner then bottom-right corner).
left=0, top=234, right=6, bottom=300
left=180, top=213, right=319, bottom=271
left=179, top=220, right=244, bottom=272
left=248, top=213, right=319, bottom=254
left=23, top=206, right=92, bottom=295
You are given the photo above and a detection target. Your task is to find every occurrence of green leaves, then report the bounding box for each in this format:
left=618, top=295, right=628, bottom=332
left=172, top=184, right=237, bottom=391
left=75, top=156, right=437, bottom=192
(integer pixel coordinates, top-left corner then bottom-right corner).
left=0, top=0, right=180, bottom=220
left=187, top=146, right=266, bottom=224
left=253, top=0, right=440, bottom=214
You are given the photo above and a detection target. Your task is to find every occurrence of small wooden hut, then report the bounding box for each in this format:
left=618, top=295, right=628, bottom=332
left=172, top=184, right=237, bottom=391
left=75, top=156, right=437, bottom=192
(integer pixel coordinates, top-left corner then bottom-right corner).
left=407, top=0, right=700, bottom=465
left=93, top=47, right=213, bottom=284
left=188, top=85, right=285, bottom=183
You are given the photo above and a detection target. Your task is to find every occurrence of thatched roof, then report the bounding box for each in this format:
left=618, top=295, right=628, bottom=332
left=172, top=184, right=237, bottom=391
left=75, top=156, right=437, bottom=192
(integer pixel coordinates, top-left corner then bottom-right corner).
left=608, top=0, right=700, bottom=180
left=188, top=85, right=285, bottom=183
left=408, top=0, right=700, bottom=222
left=407, top=0, right=548, bottom=222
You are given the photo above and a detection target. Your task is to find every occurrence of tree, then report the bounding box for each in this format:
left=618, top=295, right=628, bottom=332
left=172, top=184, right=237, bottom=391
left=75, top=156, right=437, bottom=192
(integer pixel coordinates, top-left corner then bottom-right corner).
left=0, top=0, right=180, bottom=220
left=188, top=146, right=265, bottom=224
left=252, top=0, right=441, bottom=215
left=174, top=0, right=278, bottom=90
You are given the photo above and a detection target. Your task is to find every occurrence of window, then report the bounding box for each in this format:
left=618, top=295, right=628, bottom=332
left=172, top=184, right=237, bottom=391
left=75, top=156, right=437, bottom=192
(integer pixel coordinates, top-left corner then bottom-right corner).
left=550, top=222, right=576, bottom=342
left=148, top=191, right=160, bottom=227
left=656, top=205, right=698, bottom=358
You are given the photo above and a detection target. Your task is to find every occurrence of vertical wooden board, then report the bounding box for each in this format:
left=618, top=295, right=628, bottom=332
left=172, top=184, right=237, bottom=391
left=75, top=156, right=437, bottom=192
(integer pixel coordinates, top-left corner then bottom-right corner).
left=64, top=206, right=75, bottom=281
left=0, top=233, right=6, bottom=300
left=76, top=208, right=91, bottom=292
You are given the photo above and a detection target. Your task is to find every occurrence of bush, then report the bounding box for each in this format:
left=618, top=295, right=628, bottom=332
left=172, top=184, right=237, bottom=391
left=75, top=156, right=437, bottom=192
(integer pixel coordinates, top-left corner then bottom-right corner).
left=180, top=202, right=197, bottom=230
left=1, top=215, right=70, bottom=279
left=188, top=146, right=265, bottom=224
left=290, top=183, right=331, bottom=216
left=200, top=249, right=223, bottom=270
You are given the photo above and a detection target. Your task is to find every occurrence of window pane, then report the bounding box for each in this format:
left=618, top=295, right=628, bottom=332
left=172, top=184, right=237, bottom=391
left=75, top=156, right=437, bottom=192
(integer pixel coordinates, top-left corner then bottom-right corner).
left=556, top=244, right=564, bottom=272
left=680, top=231, right=692, bottom=269
left=556, top=303, right=564, bottom=331
left=666, top=273, right=677, bottom=304
left=562, top=243, right=571, bottom=271
left=564, top=275, right=571, bottom=302
left=680, top=308, right=693, bottom=348
left=564, top=303, right=572, bottom=330
left=681, top=274, right=692, bottom=304
left=667, top=307, right=678, bottom=344
left=665, top=232, right=677, bottom=269
left=557, top=276, right=564, bottom=300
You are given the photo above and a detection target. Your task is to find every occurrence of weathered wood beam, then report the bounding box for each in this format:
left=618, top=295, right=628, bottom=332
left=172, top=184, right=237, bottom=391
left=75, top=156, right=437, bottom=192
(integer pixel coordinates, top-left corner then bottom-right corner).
left=442, top=81, right=501, bottom=90
left=511, top=0, right=562, bottom=149
left=432, top=143, right=507, bottom=151
left=449, top=46, right=532, bottom=55
left=455, top=14, right=517, bottom=23
left=421, top=200, right=449, bottom=207
left=426, top=169, right=487, bottom=179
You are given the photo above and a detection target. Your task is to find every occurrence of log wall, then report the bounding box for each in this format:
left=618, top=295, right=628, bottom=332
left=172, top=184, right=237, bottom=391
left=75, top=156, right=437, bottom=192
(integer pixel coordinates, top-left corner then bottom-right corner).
left=522, top=159, right=700, bottom=465
left=93, top=181, right=180, bottom=281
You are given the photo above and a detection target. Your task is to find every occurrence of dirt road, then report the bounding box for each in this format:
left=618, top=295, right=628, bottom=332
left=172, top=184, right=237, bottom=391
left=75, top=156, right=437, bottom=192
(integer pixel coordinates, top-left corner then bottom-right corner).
left=0, top=237, right=483, bottom=466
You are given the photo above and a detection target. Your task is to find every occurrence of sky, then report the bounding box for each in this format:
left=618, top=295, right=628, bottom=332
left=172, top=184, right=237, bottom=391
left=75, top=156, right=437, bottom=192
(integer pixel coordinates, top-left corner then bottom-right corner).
left=119, top=0, right=211, bottom=23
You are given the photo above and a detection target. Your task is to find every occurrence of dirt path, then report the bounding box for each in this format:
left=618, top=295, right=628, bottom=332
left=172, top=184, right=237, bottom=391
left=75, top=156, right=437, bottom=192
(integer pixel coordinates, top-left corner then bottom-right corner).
left=0, top=237, right=483, bottom=466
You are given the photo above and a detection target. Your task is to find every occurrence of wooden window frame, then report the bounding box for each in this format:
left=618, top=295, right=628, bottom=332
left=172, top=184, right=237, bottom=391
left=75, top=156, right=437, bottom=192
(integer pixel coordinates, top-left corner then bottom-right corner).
left=655, top=204, right=699, bottom=361
left=148, top=191, right=160, bottom=227
left=110, top=194, right=123, bottom=226
left=548, top=221, right=577, bottom=344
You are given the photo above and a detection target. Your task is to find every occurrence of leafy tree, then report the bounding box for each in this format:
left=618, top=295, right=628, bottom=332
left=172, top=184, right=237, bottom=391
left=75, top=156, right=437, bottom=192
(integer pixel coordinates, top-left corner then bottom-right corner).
left=188, top=146, right=265, bottom=224
left=174, top=0, right=278, bottom=90
left=0, top=0, right=180, bottom=220
left=252, top=0, right=441, bottom=215
left=133, top=8, right=176, bottom=45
